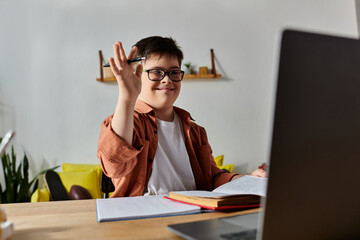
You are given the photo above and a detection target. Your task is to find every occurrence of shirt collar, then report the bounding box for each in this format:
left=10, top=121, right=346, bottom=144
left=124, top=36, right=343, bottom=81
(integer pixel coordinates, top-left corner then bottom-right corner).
left=134, top=100, right=195, bottom=122
left=134, top=100, right=154, bottom=114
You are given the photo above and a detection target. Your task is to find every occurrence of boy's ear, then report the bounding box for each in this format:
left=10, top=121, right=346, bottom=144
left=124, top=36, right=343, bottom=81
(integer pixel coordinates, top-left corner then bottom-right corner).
left=134, top=64, right=143, bottom=78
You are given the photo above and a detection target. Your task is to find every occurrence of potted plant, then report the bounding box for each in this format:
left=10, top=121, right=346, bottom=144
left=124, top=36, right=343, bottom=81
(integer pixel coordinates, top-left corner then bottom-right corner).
left=183, top=62, right=192, bottom=75
left=0, top=141, right=59, bottom=203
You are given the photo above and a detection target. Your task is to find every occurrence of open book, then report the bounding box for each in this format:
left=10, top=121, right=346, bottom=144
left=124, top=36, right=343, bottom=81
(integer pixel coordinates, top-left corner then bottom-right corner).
left=166, top=175, right=267, bottom=210
left=96, top=195, right=201, bottom=222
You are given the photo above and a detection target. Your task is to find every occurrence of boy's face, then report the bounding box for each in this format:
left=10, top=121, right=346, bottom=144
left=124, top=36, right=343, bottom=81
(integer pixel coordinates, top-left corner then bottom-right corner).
left=138, top=53, right=181, bottom=112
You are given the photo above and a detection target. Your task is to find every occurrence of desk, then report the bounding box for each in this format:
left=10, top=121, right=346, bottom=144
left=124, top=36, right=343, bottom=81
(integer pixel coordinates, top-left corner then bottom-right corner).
left=2, top=200, right=259, bottom=239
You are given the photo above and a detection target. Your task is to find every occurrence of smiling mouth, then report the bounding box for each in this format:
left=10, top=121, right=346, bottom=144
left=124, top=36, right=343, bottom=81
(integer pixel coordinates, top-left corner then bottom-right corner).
left=156, top=88, right=174, bottom=91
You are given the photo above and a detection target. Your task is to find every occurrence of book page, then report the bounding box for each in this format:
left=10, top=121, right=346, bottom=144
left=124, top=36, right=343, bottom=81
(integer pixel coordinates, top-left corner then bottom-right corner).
left=213, top=175, right=267, bottom=196
left=96, top=195, right=201, bottom=222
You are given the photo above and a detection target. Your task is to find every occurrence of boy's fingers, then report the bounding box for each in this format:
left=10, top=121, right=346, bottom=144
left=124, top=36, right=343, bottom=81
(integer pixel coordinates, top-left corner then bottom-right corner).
left=109, top=58, right=118, bottom=75
left=128, top=46, right=138, bottom=59
left=257, top=169, right=267, bottom=178
left=118, top=42, right=127, bottom=64
left=113, top=42, right=121, bottom=67
left=250, top=169, right=267, bottom=178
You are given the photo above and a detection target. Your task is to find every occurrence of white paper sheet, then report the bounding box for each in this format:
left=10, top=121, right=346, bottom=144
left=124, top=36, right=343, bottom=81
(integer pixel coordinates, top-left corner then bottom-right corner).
left=171, top=176, right=267, bottom=198
left=96, top=195, right=201, bottom=222
left=213, top=175, right=267, bottom=196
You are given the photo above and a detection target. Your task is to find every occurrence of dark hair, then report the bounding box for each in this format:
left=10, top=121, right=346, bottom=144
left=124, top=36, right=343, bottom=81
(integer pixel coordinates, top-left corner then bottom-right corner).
left=134, top=36, right=183, bottom=65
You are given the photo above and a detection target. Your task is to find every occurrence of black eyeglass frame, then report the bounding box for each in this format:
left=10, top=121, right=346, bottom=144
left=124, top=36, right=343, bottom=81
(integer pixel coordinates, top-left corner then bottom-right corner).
left=143, top=69, right=185, bottom=82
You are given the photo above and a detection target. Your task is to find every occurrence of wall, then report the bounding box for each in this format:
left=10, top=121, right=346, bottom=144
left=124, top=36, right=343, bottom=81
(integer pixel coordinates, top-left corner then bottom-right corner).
left=356, top=0, right=360, bottom=35
left=0, top=0, right=357, bottom=178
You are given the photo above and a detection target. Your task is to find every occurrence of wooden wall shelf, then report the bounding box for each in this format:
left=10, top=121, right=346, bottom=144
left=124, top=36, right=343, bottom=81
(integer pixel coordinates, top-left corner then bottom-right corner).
left=183, top=74, right=222, bottom=79
left=97, top=49, right=221, bottom=82
left=96, top=76, right=116, bottom=82
left=97, top=50, right=117, bottom=82
left=97, top=74, right=222, bottom=82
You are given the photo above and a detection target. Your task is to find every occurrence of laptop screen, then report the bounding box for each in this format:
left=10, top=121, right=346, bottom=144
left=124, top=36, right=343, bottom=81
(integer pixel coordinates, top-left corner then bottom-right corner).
left=261, top=29, right=360, bottom=240
left=167, top=29, right=360, bottom=240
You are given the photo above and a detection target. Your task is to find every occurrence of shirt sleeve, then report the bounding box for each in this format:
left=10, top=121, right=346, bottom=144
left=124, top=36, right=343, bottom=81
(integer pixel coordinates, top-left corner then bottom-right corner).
left=97, top=115, right=144, bottom=179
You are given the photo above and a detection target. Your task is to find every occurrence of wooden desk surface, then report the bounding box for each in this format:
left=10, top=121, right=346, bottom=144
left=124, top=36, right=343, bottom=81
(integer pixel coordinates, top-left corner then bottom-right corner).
left=2, top=200, right=259, bottom=240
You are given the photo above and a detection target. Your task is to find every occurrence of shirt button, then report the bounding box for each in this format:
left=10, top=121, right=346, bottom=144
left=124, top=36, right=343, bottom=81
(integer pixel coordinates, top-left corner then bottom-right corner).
left=148, top=158, right=152, bottom=163
left=154, top=130, right=158, bottom=134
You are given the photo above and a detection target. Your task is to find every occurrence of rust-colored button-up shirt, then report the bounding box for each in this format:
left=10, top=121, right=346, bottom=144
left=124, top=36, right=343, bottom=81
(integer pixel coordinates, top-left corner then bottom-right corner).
left=97, top=100, right=237, bottom=197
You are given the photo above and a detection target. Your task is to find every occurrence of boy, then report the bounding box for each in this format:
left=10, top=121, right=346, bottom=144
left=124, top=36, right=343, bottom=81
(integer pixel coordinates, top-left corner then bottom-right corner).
left=97, top=36, right=266, bottom=197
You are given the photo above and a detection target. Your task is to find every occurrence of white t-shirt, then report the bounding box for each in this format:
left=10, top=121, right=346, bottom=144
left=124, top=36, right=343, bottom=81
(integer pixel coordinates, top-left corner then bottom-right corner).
left=144, top=113, right=196, bottom=195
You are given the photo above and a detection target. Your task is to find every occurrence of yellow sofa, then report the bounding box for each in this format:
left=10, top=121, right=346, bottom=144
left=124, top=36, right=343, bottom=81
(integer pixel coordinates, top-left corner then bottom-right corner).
left=31, top=156, right=233, bottom=202
left=31, top=163, right=103, bottom=202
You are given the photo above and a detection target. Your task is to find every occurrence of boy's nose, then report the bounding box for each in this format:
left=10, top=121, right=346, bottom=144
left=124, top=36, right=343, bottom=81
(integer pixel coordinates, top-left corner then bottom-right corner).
left=161, top=75, right=172, bottom=84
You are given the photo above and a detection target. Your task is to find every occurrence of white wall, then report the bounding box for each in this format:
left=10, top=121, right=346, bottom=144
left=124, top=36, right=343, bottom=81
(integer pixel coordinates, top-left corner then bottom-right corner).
left=0, top=0, right=357, bottom=177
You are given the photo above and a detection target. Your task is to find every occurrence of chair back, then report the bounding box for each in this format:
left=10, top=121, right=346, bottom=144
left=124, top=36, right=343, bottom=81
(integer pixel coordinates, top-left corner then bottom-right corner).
left=101, top=172, right=115, bottom=198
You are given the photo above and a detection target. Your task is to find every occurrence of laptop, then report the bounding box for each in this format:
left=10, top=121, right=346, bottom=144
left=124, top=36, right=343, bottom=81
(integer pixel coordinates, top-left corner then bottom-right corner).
left=168, top=29, right=360, bottom=240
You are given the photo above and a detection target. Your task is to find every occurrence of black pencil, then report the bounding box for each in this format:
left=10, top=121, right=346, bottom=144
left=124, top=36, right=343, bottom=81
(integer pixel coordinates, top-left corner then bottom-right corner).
left=103, top=57, right=145, bottom=67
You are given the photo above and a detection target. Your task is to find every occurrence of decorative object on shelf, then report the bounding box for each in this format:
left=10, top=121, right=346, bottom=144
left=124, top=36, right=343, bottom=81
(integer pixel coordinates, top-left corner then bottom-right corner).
left=183, top=62, right=192, bottom=75
left=104, top=66, right=115, bottom=79
left=199, top=66, right=208, bottom=76
left=183, top=49, right=222, bottom=80
left=210, top=48, right=217, bottom=75
left=102, top=58, right=115, bottom=79
left=97, top=50, right=116, bottom=82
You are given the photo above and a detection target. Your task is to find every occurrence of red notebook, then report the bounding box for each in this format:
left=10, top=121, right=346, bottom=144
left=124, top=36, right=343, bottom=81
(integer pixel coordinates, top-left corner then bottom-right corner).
left=164, top=196, right=260, bottom=210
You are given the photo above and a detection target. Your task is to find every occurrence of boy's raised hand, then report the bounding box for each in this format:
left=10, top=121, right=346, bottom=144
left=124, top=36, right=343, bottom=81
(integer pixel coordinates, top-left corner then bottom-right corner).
left=249, top=168, right=267, bottom=178
left=109, top=42, right=143, bottom=102
left=231, top=168, right=267, bottom=181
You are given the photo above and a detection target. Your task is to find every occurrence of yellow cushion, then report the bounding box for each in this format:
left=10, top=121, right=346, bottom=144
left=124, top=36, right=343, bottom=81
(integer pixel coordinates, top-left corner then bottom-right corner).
left=63, top=163, right=102, bottom=190
left=31, top=187, right=50, bottom=202
left=219, top=164, right=234, bottom=173
left=62, top=163, right=102, bottom=179
left=58, top=170, right=102, bottom=199
left=214, top=155, right=224, bottom=166
left=214, top=155, right=233, bottom=173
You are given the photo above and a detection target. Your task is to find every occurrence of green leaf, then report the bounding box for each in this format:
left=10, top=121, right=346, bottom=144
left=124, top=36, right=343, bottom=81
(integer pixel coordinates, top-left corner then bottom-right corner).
left=11, top=146, right=16, bottom=176
left=4, top=154, right=14, bottom=203
left=13, top=161, right=23, bottom=201
left=1, top=154, right=7, bottom=179
left=5, top=153, right=12, bottom=185
left=23, top=154, right=29, bottom=185
left=0, top=184, right=3, bottom=203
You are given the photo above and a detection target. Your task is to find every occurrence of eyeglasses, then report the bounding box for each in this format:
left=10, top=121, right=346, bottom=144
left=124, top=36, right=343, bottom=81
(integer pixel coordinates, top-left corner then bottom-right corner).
left=144, top=69, right=185, bottom=82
